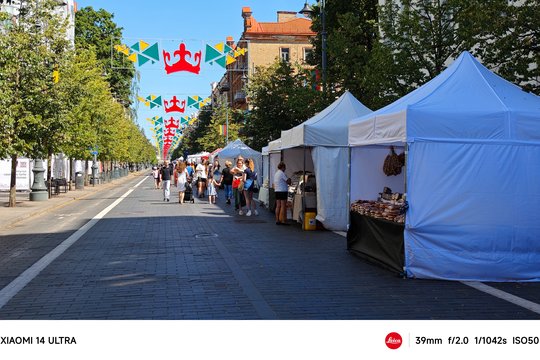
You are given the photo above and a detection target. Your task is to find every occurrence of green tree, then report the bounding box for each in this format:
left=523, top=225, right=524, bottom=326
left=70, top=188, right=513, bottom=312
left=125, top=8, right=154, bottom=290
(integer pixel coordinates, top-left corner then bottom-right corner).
left=197, top=99, right=244, bottom=151
left=244, top=60, right=326, bottom=151
left=60, top=48, right=110, bottom=161
left=306, top=0, right=381, bottom=107
left=75, top=6, right=137, bottom=106
left=471, top=0, right=539, bottom=95
left=0, top=0, right=71, bottom=207
left=374, top=0, right=540, bottom=100
left=377, top=0, right=481, bottom=97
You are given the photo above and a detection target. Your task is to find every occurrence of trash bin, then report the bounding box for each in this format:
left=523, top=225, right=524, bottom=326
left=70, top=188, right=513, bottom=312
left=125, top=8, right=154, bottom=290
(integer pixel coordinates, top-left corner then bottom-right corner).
left=303, top=211, right=317, bottom=231
left=75, top=171, right=84, bottom=190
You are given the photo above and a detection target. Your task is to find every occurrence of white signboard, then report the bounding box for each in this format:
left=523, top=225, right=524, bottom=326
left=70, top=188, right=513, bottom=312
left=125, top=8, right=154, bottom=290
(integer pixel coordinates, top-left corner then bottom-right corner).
left=0, top=158, right=31, bottom=191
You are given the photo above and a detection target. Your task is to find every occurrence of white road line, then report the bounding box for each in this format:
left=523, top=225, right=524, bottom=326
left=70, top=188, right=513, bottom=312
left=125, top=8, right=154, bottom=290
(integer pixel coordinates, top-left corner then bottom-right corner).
left=0, top=176, right=148, bottom=310
left=462, top=281, right=540, bottom=315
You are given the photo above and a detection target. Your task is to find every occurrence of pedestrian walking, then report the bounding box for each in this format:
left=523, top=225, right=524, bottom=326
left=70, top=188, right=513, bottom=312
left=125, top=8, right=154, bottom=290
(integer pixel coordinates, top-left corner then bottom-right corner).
left=195, top=161, right=207, bottom=198
left=220, top=160, right=233, bottom=205
left=242, top=158, right=258, bottom=216
left=212, top=159, right=221, bottom=179
left=160, top=161, right=173, bottom=202
left=169, top=161, right=175, bottom=186
left=274, top=161, right=291, bottom=225
left=231, top=156, right=246, bottom=215
left=152, top=166, right=160, bottom=189
left=176, top=161, right=189, bottom=204
left=207, top=172, right=220, bottom=204
left=187, top=161, right=195, bottom=178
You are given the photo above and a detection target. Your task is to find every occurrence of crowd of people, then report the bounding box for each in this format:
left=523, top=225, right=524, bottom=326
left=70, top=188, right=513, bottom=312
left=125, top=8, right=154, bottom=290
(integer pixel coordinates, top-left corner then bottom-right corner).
left=151, top=156, right=273, bottom=219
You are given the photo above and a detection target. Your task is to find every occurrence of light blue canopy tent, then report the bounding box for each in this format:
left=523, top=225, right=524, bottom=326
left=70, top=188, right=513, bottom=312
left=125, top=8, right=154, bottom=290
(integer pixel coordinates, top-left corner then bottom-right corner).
left=349, top=51, right=540, bottom=281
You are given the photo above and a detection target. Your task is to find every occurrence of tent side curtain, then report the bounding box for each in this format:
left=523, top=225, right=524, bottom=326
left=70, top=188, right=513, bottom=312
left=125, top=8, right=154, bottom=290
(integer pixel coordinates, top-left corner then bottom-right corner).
left=405, top=140, right=540, bottom=281
left=312, top=147, right=349, bottom=231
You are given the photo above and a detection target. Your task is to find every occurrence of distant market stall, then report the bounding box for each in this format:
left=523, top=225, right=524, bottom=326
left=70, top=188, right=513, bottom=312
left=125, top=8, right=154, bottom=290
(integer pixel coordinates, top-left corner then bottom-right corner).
left=186, top=152, right=210, bottom=164
left=216, top=139, right=262, bottom=181
left=348, top=51, right=540, bottom=281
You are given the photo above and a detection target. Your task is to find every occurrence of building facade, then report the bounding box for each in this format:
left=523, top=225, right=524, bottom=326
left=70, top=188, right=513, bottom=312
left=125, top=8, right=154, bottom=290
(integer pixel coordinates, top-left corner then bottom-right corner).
left=213, top=6, right=315, bottom=110
left=0, top=0, right=76, bottom=44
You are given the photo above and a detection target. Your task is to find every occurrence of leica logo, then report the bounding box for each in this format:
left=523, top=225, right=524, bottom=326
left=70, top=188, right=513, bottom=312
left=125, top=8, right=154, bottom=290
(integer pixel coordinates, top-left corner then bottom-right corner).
left=385, top=332, right=403, bottom=349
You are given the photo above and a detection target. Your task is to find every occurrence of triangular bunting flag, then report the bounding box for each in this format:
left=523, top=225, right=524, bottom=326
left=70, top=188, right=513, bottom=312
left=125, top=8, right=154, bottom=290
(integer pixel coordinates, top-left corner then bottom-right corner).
left=130, top=42, right=140, bottom=52
left=142, top=42, right=160, bottom=62
left=226, top=54, right=236, bottom=65
left=215, top=55, right=227, bottom=68
left=204, top=44, right=222, bottom=63
left=138, top=53, right=151, bottom=66
left=187, top=96, right=197, bottom=108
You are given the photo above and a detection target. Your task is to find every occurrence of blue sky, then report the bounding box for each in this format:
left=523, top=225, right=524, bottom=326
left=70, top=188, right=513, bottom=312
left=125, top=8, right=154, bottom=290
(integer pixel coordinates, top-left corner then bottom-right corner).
left=76, top=0, right=308, bottom=143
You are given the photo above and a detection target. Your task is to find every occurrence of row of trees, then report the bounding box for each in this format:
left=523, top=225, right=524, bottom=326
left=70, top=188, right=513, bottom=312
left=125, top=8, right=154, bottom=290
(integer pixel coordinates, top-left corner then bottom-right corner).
left=0, top=0, right=156, bottom=207
left=310, top=0, right=539, bottom=110
left=172, top=0, right=538, bottom=156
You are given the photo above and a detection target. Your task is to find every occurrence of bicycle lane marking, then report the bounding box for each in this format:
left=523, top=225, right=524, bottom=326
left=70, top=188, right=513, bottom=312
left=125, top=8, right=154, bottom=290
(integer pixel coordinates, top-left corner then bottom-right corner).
left=0, top=176, right=149, bottom=310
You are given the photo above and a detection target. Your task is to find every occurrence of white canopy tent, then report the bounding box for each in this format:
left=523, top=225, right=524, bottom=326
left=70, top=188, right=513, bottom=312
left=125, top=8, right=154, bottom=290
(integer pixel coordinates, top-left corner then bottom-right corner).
left=279, top=91, right=372, bottom=230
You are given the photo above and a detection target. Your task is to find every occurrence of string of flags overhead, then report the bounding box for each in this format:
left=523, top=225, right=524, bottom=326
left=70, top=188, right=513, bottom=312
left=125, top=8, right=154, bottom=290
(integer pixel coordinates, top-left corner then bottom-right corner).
left=116, top=38, right=245, bottom=158
left=143, top=94, right=210, bottom=159
left=114, top=39, right=247, bottom=74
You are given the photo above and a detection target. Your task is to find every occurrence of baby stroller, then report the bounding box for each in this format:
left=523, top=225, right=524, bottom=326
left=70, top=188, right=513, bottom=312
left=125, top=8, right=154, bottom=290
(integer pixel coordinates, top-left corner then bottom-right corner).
left=184, top=180, right=195, bottom=203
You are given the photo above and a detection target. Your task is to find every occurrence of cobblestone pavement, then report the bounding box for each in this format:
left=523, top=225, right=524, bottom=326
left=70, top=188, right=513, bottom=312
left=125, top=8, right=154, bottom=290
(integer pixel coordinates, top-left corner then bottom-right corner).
left=0, top=174, right=539, bottom=319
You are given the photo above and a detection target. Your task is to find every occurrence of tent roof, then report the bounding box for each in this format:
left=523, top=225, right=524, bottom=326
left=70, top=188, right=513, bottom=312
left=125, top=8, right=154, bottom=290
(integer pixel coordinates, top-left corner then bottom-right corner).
left=281, top=91, right=372, bottom=148
left=267, top=138, right=282, bottom=153
left=217, top=139, right=261, bottom=159
left=349, top=51, right=540, bottom=146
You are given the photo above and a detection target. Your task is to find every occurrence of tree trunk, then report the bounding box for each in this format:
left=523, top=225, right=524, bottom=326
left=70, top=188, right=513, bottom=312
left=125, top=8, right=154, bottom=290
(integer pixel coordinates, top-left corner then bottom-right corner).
left=84, top=159, right=89, bottom=186
left=47, top=151, right=53, bottom=181
left=9, top=154, right=17, bottom=207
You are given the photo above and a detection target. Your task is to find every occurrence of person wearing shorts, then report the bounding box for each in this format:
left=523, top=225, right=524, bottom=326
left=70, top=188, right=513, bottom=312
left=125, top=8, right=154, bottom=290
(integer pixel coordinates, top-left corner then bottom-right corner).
left=273, top=161, right=291, bottom=225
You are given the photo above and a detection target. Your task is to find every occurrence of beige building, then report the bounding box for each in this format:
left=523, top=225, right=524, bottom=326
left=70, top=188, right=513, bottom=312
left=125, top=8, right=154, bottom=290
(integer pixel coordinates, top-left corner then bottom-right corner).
left=213, top=6, right=315, bottom=110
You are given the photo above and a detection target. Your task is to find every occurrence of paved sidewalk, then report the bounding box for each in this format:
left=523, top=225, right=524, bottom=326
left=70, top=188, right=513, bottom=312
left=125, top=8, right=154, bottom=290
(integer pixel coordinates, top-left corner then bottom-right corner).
left=0, top=171, right=148, bottom=231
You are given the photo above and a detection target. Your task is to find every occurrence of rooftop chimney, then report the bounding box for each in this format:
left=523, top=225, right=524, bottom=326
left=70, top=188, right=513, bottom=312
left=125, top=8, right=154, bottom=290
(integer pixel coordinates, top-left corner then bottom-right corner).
left=242, top=7, right=253, bottom=31
left=277, top=11, right=297, bottom=23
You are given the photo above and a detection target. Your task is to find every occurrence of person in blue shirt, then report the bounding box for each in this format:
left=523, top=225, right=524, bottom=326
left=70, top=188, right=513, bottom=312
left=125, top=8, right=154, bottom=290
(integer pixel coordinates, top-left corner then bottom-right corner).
left=242, top=158, right=258, bottom=217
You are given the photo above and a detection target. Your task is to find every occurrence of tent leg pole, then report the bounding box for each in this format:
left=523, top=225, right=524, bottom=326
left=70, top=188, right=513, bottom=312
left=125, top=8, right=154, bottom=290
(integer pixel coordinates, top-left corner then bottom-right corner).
left=347, top=146, right=351, bottom=231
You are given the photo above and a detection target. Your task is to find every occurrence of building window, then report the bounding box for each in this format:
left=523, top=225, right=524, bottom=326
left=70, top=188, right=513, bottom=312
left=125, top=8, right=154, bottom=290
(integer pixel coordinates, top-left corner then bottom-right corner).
left=303, top=47, right=312, bottom=62
left=280, top=47, right=290, bottom=62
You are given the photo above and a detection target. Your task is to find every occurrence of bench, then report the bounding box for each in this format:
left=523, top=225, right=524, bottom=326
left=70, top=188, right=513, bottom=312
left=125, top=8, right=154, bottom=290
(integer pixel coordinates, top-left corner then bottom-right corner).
left=55, top=178, right=68, bottom=193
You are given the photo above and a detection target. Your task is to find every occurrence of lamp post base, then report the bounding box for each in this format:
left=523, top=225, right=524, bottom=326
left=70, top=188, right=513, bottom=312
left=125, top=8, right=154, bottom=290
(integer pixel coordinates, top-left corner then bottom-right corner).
left=29, top=191, right=48, bottom=201
left=29, top=159, right=48, bottom=202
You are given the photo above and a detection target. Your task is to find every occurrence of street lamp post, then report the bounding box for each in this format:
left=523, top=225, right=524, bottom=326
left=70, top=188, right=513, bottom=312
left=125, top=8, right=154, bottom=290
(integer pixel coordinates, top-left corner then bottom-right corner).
left=219, top=80, right=230, bottom=145
left=90, top=148, right=98, bottom=186
left=299, top=0, right=327, bottom=93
